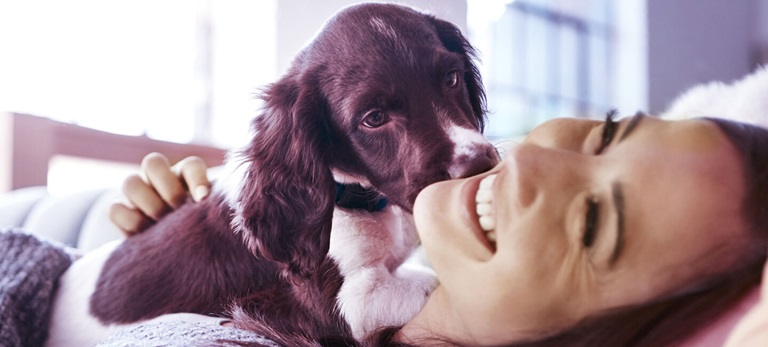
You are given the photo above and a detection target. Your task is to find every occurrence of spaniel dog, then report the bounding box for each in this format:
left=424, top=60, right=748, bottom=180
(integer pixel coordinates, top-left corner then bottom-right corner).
left=46, top=3, right=499, bottom=345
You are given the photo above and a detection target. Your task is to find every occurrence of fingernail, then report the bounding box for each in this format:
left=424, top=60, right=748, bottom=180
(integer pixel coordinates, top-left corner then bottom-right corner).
left=193, top=185, right=210, bottom=202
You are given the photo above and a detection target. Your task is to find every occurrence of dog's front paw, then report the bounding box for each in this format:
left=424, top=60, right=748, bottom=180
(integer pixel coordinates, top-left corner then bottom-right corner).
left=395, top=262, right=438, bottom=299
left=337, top=264, right=437, bottom=340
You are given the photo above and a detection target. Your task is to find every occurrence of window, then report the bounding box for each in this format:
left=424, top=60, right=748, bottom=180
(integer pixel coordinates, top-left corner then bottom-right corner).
left=0, top=0, right=275, bottom=194
left=0, top=0, right=276, bottom=149
left=468, top=0, right=616, bottom=139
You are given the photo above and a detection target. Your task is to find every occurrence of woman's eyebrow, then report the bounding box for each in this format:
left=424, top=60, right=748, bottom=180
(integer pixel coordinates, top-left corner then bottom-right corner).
left=609, top=182, right=625, bottom=267
left=607, top=112, right=643, bottom=267
left=618, top=112, right=645, bottom=143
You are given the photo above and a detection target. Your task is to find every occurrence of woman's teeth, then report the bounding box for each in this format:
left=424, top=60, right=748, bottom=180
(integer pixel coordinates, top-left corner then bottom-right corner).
left=476, top=174, right=497, bottom=244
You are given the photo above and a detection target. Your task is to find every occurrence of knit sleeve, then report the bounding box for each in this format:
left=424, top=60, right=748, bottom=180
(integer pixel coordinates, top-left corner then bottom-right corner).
left=0, top=228, right=75, bottom=347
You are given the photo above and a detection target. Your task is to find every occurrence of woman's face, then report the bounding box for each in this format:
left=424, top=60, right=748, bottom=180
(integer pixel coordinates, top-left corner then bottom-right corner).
left=414, top=115, right=749, bottom=344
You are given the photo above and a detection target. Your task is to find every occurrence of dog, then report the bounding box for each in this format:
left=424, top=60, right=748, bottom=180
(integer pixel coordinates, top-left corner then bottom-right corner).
left=46, top=3, right=499, bottom=345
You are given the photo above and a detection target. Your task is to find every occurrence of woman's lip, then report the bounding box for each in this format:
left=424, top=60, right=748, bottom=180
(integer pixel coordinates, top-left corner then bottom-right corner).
left=460, top=174, right=495, bottom=253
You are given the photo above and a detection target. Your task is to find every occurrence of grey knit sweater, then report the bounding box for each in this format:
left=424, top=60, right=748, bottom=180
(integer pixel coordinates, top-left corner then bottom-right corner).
left=0, top=229, right=278, bottom=347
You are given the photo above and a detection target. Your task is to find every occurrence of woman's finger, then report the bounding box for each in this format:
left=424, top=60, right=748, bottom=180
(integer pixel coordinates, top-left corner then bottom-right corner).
left=175, top=156, right=210, bottom=202
left=141, top=153, right=187, bottom=209
left=122, top=173, right=170, bottom=221
left=108, top=202, right=152, bottom=236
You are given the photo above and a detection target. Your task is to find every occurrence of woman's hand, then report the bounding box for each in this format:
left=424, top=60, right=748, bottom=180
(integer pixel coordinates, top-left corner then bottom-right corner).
left=108, top=152, right=210, bottom=236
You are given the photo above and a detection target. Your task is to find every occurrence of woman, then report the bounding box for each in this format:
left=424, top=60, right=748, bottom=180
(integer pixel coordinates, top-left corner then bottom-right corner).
left=111, top=111, right=768, bottom=346
left=394, top=113, right=768, bottom=346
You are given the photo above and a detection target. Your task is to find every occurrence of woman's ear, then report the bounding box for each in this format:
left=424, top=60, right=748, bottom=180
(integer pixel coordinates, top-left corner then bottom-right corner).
left=428, top=15, right=488, bottom=131
left=232, top=71, right=335, bottom=278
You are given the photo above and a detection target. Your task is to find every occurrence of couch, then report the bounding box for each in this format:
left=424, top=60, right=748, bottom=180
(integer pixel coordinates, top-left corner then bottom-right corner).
left=0, top=186, right=124, bottom=252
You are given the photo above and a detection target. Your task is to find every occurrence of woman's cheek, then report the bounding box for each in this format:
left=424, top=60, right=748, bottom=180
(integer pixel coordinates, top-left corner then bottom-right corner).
left=413, top=181, right=455, bottom=250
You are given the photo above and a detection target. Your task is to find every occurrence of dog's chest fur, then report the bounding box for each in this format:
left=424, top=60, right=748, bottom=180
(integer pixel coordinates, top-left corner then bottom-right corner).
left=330, top=205, right=436, bottom=338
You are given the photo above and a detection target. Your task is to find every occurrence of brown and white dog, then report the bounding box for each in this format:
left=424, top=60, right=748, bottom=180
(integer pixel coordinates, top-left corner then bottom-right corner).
left=46, top=3, right=499, bottom=345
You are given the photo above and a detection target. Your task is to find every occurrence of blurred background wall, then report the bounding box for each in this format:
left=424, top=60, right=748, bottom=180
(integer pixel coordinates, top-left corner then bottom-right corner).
left=647, top=0, right=762, bottom=113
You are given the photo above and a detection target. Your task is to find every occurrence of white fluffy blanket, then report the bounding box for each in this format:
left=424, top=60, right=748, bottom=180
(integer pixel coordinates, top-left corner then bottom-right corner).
left=662, top=66, right=768, bottom=126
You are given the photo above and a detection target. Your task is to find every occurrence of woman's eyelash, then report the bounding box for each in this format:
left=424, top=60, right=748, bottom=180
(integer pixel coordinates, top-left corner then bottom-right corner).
left=597, top=110, right=619, bottom=154
left=583, top=111, right=616, bottom=249
left=583, top=197, right=600, bottom=248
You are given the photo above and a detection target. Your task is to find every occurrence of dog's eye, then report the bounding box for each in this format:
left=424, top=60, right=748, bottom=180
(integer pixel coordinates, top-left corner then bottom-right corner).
left=445, top=70, right=460, bottom=89
left=362, top=110, right=390, bottom=128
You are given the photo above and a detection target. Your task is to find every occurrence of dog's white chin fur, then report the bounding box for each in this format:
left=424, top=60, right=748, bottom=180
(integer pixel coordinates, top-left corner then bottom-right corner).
left=662, top=66, right=768, bottom=126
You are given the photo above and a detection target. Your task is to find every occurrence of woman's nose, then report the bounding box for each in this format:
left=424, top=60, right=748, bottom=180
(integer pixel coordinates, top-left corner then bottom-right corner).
left=505, top=143, right=586, bottom=209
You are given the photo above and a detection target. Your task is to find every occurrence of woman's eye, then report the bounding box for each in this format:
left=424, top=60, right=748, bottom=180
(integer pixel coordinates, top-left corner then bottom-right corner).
left=361, top=110, right=390, bottom=128
left=583, top=197, right=600, bottom=247
left=596, top=110, right=619, bottom=154
left=445, top=70, right=460, bottom=89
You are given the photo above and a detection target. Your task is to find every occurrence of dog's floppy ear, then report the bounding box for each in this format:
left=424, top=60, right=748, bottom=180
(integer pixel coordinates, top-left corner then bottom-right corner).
left=233, top=70, right=335, bottom=278
left=428, top=16, right=488, bottom=131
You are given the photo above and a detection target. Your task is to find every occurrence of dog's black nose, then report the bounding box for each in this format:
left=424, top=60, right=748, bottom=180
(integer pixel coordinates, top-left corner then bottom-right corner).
left=458, top=146, right=500, bottom=178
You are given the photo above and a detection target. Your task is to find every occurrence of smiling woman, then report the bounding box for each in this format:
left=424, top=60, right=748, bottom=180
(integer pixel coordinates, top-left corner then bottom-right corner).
left=400, top=113, right=768, bottom=346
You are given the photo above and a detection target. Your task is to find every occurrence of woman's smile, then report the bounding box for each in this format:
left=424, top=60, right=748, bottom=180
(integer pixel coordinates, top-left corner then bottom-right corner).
left=459, top=174, right=496, bottom=253
left=475, top=174, right=498, bottom=247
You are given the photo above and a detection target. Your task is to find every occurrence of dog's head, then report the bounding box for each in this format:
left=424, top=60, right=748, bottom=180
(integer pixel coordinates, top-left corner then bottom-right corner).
left=233, top=3, right=499, bottom=277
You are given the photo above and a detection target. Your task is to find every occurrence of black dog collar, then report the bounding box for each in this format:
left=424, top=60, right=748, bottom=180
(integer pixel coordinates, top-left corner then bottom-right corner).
left=335, top=182, right=388, bottom=212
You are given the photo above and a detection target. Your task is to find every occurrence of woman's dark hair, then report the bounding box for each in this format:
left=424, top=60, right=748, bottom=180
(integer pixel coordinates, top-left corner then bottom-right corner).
left=709, top=117, right=768, bottom=241
left=366, top=117, right=768, bottom=347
